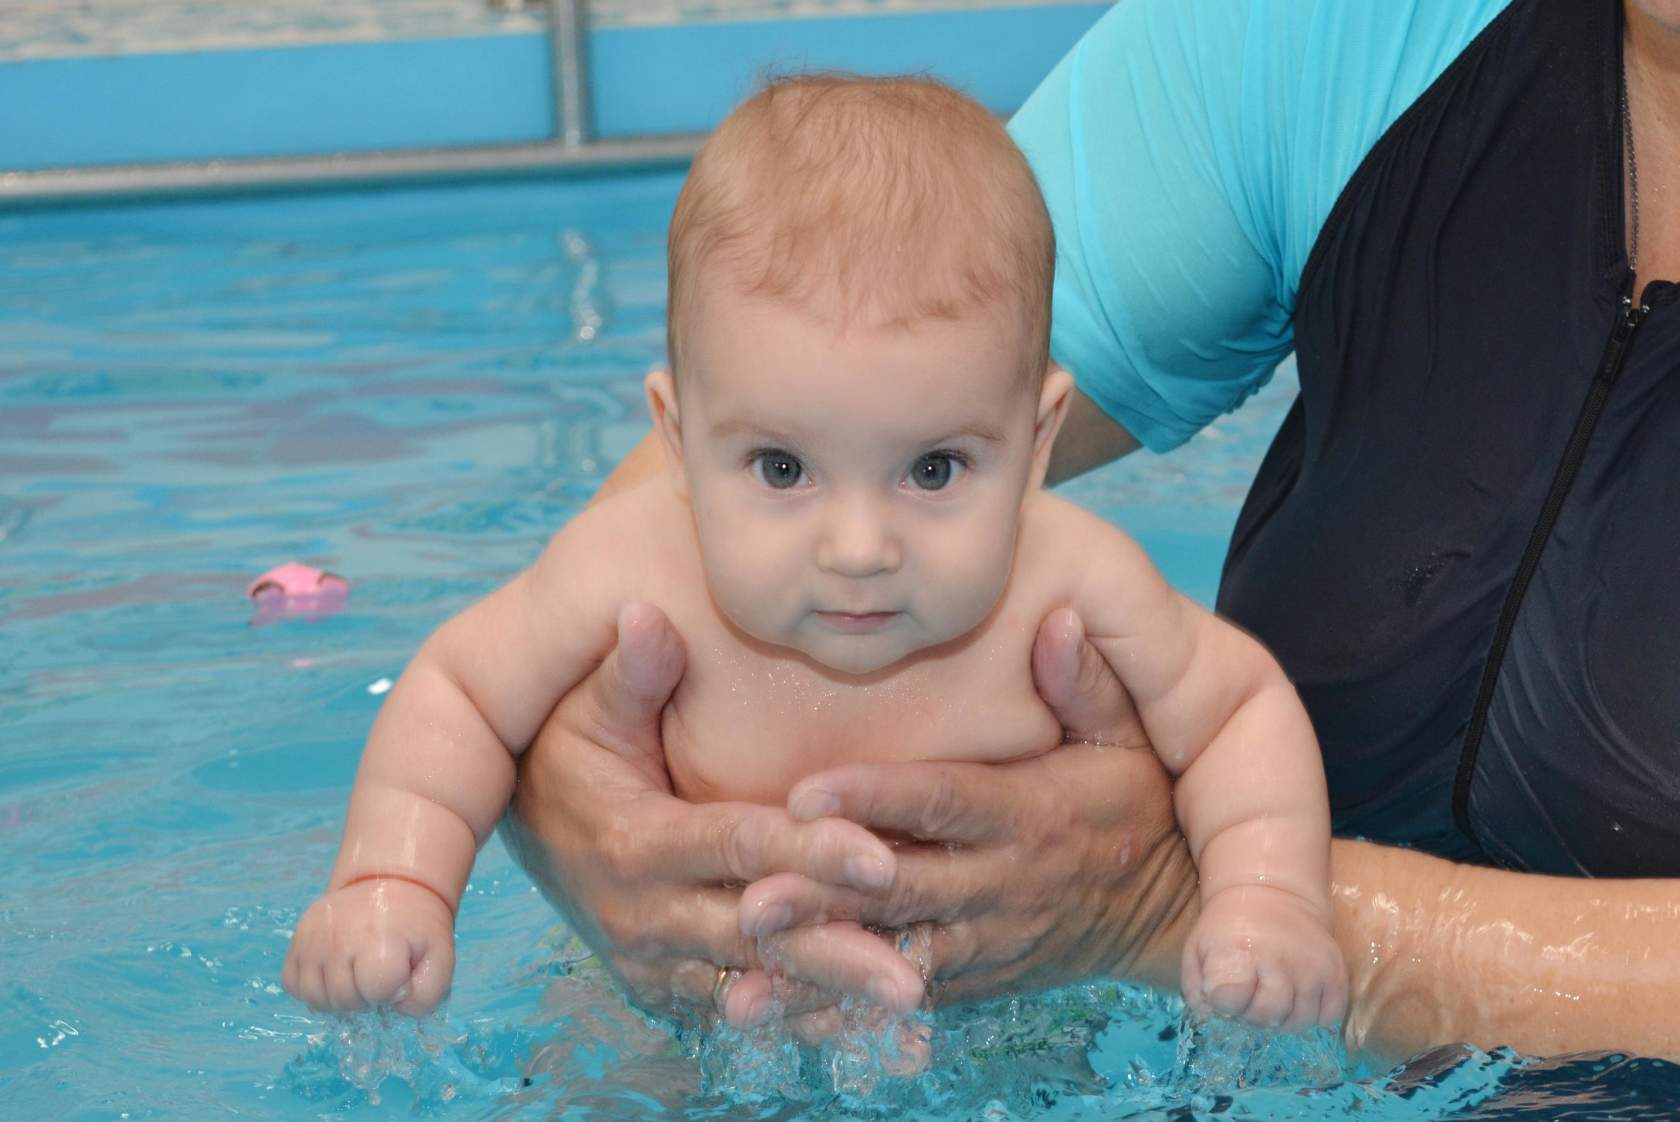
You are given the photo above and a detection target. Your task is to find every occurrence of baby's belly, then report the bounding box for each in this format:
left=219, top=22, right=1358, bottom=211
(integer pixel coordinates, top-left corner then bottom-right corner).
left=661, top=682, right=1063, bottom=807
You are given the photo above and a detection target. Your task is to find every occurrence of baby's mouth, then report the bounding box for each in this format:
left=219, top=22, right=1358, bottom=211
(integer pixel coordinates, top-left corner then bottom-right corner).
left=814, top=610, right=901, bottom=633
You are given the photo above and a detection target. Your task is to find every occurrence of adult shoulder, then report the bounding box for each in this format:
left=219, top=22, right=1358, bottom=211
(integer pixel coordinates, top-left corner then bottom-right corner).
left=1008, top=0, right=1514, bottom=453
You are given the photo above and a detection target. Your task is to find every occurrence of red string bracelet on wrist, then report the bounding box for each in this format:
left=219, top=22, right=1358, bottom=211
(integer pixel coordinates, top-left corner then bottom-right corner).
left=339, top=872, right=457, bottom=918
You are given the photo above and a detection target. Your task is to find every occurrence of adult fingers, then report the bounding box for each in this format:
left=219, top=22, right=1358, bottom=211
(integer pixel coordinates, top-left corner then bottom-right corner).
left=574, top=603, right=687, bottom=786
left=747, top=845, right=991, bottom=932
left=1031, top=608, right=1141, bottom=746
left=661, top=956, right=733, bottom=1010
left=787, top=760, right=1016, bottom=845
left=866, top=841, right=999, bottom=926
left=720, top=970, right=842, bottom=1026
left=739, top=875, right=1001, bottom=998
left=739, top=872, right=869, bottom=937
left=598, top=883, right=754, bottom=969
left=754, top=921, right=925, bottom=1013
left=661, top=959, right=764, bottom=1026
left=787, top=1006, right=845, bottom=1046
left=609, top=602, right=687, bottom=716
left=657, top=959, right=840, bottom=1027
left=651, top=800, right=896, bottom=890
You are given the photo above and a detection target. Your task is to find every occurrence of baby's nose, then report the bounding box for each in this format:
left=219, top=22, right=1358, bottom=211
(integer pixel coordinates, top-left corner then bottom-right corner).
left=816, top=497, right=902, bottom=577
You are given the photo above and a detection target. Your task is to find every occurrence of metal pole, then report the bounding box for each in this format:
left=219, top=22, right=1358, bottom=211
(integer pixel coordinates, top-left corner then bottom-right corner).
left=548, top=0, right=592, bottom=147
left=0, top=0, right=635, bottom=208
left=0, top=134, right=700, bottom=208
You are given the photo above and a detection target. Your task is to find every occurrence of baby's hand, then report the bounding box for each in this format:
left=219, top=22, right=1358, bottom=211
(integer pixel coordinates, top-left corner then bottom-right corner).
left=282, top=877, right=456, bottom=1016
left=1180, top=884, right=1347, bottom=1032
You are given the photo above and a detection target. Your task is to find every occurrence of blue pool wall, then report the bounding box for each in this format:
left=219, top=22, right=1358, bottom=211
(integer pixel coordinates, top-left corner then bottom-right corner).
left=1, top=5, right=1109, bottom=172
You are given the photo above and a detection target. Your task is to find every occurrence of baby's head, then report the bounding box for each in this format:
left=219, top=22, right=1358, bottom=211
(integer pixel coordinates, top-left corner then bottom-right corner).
left=647, top=73, right=1072, bottom=676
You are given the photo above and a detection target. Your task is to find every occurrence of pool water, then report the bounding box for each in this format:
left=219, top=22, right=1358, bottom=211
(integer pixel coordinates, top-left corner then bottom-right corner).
left=0, top=173, right=1673, bottom=1120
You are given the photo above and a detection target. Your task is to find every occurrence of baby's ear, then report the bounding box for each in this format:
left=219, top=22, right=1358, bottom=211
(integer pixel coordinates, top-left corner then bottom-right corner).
left=1029, top=363, right=1075, bottom=489
left=644, top=369, right=689, bottom=498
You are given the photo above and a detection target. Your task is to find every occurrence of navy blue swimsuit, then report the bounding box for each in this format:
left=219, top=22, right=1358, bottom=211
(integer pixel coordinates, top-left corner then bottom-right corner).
left=1225, top=0, right=1678, bottom=874
left=1016, top=0, right=1679, bottom=875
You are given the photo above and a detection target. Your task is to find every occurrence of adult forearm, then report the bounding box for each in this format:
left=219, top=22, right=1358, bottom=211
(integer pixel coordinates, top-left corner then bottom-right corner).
left=1334, top=839, right=1680, bottom=1062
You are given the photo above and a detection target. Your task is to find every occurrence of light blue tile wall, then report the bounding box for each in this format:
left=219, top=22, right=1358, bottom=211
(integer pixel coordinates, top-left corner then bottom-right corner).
left=0, top=5, right=1107, bottom=171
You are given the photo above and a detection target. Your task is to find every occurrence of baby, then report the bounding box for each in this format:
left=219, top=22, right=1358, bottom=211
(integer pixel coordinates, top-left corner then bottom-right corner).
left=283, top=74, right=1347, bottom=1032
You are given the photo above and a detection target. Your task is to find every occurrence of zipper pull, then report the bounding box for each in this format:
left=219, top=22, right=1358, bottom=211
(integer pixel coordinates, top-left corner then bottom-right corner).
left=1602, top=293, right=1647, bottom=383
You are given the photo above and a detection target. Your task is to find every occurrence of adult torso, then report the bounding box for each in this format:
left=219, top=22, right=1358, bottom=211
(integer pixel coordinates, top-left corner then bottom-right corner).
left=1218, top=0, right=1680, bottom=874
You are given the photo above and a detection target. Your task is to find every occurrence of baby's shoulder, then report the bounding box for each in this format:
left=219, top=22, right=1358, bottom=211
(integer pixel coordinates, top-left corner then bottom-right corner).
left=532, top=477, right=703, bottom=605
left=1011, top=491, right=1144, bottom=593
left=1019, top=488, right=1115, bottom=537
left=561, top=475, right=688, bottom=542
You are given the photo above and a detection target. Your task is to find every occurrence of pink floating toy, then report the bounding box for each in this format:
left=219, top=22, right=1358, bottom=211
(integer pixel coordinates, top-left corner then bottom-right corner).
left=247, top=562, right=349, bottom=626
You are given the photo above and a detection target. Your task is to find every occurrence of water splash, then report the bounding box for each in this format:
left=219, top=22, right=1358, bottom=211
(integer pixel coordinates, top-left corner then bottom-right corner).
left=1170, top=1014, right=1347, bottom=1097
left=280, top=1009, right=538, bottom=1113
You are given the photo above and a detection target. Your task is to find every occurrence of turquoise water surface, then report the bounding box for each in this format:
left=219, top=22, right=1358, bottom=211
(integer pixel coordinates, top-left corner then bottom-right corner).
left=1, top=173, right=1672, bottom=1120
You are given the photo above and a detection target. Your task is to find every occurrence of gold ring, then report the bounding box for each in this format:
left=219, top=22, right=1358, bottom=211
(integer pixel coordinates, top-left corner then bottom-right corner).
left=712, top=964, right=742, bottom=1011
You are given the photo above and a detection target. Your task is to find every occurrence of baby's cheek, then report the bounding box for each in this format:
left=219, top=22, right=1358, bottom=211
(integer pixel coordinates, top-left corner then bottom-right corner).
left=698, top=525, right=797, bottom=630
left=924, top=531, right=1015, bottom=635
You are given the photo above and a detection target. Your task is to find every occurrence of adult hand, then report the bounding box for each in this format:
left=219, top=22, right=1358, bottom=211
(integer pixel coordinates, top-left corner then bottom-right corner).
left=740, top=608, right=1201, bottom=1016
left=499, top=603, right=921, bottom=1025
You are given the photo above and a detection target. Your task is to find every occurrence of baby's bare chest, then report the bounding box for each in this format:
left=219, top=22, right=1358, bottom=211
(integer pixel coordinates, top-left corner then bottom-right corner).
left=660, top=629, right=1064, bottom=807
left=611, top=483, right=1094, bottom=807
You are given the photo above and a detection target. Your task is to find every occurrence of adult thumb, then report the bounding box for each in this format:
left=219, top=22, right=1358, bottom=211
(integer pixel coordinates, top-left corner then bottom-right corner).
left=1030, top=607, right=1140, bottom=746
left=584, top=602, right=687, bottom=784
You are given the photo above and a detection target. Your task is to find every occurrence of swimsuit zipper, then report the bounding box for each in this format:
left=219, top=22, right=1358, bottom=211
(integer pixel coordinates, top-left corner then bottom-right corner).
left=1450, top=279, right=1649, bottom=851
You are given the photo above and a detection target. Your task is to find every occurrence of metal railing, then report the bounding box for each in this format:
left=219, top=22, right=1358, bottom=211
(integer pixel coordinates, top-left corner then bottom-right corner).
left=0, top=0, right=703, bottom=207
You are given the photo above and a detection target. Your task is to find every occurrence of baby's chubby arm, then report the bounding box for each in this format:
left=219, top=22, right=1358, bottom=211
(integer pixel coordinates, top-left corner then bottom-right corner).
left=283, top=493, right=656, bottom=1015
left=1052, top=503, right=1346, bottom=1030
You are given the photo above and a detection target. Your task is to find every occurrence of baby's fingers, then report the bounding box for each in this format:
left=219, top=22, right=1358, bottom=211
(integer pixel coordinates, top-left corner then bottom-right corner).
left=396, top=937, right=455, bottom=1016
left=1318, top=964, right=1350, bottom=1028
left=1278, top=979, right=1323, bottom=1036
left=1187, top=942, right=1259, bottom=1020
left=281, top=947, right=330, bottom=1011
left=350, top=936, right=416, bottom=1010
left=1283, top=952, right=1348, bottom=1032
left=326, top=955, right=368, bottom=1012
left=1244, top=966, right=1296, bottom=1029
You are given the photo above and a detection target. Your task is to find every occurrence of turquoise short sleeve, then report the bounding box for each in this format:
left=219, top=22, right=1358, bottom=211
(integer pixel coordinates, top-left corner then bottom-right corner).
left=1009, top=0, right=1510, bottom=452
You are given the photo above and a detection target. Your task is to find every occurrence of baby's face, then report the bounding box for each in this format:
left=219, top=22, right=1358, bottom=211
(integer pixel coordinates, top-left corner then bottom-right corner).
left=651, top=287, right=1066, bottom=677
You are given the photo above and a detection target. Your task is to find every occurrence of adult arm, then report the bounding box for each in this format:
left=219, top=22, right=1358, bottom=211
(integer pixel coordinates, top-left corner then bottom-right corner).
left=1334, top=842, right=1680, bottom=1062
left=1044, top=380, right=1139, bottom=485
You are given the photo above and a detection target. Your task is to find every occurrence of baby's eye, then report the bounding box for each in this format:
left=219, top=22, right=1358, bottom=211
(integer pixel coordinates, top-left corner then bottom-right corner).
left=909, top=452, right=964, bottom=491
left=752, top=449, right=805, bottom=489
